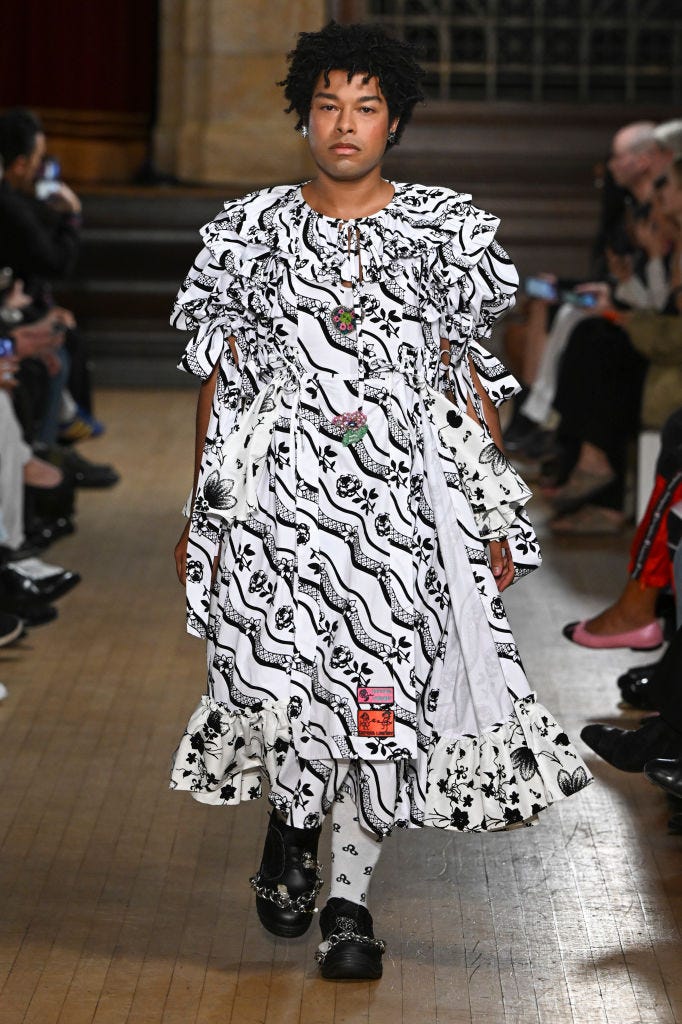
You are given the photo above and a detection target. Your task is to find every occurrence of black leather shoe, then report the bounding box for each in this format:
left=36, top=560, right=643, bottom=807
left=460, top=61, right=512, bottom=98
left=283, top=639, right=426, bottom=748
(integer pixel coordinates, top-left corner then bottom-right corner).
left=36, top=444, right=120, bottom=489
left=250, top=810, right=322, bottom=938
left=25, top=516, right=76, bottom=550
left=644, top=757, right=682, bottom=799
left=62, top=450, right=119, bottom=489
left=581, top=717, right=682, bottom=772
left=503, top=413, right=539, bottom=453
left=0, top=566, right=80, bottom=603
left=0, top=594, right=58, bottom=626
left=617, top=664, right=659, bottom=711
left=316, top=898, right=385, bottom=980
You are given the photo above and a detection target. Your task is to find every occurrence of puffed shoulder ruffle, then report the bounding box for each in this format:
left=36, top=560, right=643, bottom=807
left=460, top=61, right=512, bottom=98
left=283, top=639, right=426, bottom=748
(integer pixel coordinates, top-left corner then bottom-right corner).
left=195, top=183, right=510, bottom=289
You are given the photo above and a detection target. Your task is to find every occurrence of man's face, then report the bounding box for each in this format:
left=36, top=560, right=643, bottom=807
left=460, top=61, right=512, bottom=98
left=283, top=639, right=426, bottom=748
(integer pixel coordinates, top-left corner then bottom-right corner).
left=305, top=70, right=398, bottom=183
left=607, top=128, right=657, bottom=189
left=10, top=131, right=46, bottom=192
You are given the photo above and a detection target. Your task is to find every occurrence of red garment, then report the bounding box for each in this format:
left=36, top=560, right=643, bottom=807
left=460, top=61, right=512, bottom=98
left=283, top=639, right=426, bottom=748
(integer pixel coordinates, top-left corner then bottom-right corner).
left=629, top=472, right=682, bottom=588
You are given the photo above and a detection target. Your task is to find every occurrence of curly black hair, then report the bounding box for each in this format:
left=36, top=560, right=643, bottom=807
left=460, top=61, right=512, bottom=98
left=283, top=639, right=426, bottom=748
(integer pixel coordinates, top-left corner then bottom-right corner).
left=279, top=21, right=425, bottom=148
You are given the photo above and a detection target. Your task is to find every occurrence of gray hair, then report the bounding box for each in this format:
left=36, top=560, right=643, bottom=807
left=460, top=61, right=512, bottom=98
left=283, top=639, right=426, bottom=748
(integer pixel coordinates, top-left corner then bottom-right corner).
left=654, top=119, right=682, bottom=156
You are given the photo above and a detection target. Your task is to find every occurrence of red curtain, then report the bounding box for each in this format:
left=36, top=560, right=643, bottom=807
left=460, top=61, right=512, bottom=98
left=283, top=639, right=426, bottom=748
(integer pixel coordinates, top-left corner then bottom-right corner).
left=0, top=0, right=159, bottom=119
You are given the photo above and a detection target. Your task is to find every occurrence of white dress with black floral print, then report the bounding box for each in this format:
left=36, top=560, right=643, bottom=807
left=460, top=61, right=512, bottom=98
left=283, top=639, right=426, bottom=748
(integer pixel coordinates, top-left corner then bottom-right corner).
left=169, top=183, right=591, bottom=835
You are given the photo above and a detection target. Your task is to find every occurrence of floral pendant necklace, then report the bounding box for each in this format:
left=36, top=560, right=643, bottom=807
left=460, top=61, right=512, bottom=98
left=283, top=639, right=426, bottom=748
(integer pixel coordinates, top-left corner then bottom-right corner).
left=332, top=228, right=368, bottom=446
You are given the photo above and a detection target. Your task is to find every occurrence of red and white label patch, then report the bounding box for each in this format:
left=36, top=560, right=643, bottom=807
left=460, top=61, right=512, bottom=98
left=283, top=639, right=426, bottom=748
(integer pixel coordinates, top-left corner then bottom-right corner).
left=357, top=685, right=394, bottom=705
left=357, top=709, right=395, bottom=737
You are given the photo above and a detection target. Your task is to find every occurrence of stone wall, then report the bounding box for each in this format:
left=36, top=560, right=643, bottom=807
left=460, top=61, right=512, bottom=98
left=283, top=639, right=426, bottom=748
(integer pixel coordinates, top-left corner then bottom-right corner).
left=154, top=0, right=325, bottom=184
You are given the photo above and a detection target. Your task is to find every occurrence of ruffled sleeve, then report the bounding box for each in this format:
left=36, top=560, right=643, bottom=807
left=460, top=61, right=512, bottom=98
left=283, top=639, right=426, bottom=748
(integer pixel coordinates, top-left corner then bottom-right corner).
left=458, top=237, right=521, bottom=407
left=172, top=203, right=255, bottom=381
left=419, top=195, right=520, bottom=407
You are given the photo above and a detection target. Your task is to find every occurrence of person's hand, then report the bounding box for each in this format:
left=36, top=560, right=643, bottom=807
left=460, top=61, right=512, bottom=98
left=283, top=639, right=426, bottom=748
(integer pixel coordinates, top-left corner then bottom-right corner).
left=3, top=279, right=32, bottom=311
left=174, top=520, right=191, bottom=585
left=606, top=248, right=634, bottom=283
left=0, top=356, right=18, bottom=390
left=51, top=306, right=76, bottom=330
left=12, top=316, right=64, bottom=358
left=633, top=217, right=667, bottom=259
left=46, top=183, right=82, bottom=215
left=488, top=538, right=514, bottom=592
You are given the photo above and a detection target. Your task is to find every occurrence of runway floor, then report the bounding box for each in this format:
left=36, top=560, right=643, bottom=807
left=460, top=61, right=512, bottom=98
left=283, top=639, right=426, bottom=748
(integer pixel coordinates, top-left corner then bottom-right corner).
left=0, top=389, right=680, bottom=1024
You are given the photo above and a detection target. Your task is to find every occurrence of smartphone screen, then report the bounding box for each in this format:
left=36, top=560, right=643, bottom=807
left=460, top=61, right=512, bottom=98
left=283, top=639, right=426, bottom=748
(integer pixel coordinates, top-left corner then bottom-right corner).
left=562, top=290, right=598, bottom=309
left=524, top=276, right=558, bottom=302
left=0, top=337, right=14, bottom=357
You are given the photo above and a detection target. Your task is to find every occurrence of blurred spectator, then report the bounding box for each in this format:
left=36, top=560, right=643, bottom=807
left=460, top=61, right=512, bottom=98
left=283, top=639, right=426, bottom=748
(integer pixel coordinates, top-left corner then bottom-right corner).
left=0, top=109, right=107, bottom=446
left=548, top=158, right=682, bottom=533
left=505, top=122, right=673, bottom=459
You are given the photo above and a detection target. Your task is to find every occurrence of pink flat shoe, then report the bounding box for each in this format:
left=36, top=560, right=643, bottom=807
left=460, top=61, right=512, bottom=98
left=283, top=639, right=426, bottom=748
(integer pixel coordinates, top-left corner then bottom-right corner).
left=562, top=619, right=664, bottom=651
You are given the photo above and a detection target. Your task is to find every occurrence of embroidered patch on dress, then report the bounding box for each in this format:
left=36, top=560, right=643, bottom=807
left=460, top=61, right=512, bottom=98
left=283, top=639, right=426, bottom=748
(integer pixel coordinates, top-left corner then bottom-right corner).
left=358, top=709, right=395, bottom=737
left=331, top=305, right=356, bottom=333
left=358, top=685, right=394, bottom=704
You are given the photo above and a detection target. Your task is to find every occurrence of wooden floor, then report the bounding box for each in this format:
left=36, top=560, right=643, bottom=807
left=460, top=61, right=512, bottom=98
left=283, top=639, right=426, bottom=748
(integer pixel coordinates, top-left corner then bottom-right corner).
left=1, top=389, right=680, bottom=1024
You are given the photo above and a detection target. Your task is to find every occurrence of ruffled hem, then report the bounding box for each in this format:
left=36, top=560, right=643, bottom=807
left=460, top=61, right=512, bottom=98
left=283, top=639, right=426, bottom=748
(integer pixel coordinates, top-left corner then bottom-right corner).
left=169, top=693, right=592, bottom=835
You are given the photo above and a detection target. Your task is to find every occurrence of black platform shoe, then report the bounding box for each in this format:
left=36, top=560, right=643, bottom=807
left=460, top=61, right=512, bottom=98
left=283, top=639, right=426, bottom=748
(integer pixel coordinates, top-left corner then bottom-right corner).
left=315, top=898, right=385, bottom=980
left=250, top=810, right=322, bottom=938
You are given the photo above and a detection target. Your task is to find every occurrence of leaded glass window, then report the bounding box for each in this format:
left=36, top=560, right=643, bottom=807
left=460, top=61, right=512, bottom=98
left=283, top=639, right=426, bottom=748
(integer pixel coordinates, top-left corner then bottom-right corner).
left=365, top=0, right=681, bottom=103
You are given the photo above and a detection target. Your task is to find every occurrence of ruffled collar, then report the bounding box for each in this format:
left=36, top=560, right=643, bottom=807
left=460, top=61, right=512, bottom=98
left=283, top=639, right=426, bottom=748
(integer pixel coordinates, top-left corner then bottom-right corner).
left=200, top=182, right=501, bottom=285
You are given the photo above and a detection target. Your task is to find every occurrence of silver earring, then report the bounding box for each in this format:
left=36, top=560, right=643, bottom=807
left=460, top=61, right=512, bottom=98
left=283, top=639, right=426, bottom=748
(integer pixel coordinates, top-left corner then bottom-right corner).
left=387, top=130, right=396, bottom=144
left=301, top=125, right=308, bottom=138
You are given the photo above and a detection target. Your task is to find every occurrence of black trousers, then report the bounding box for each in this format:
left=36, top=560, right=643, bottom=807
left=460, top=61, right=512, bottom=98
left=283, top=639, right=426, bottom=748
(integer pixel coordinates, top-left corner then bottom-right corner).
left=650, top=625, right=682, bottom=735
left=554, top=317, right=648, bottom=510
left=65, top=328, right=93, bottom=414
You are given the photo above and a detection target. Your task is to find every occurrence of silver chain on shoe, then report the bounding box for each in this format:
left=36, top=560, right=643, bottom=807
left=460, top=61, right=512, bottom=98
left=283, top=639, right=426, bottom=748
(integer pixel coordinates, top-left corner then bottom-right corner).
left=314, top=916, right=387, bottom=965
left=249, top=857, right=323, bottom=914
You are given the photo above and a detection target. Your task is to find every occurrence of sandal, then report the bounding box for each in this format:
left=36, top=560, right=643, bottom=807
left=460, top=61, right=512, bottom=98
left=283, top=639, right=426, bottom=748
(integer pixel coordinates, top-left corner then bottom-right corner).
left=250, top=809, right=322, bottom=938
left=315, top=898, right=385, bottom=980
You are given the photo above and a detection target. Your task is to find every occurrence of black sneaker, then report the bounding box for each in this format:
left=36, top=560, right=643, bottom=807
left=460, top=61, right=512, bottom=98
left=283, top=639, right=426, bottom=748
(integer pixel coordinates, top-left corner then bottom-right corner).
left=316, top=898, right=385, bottom=980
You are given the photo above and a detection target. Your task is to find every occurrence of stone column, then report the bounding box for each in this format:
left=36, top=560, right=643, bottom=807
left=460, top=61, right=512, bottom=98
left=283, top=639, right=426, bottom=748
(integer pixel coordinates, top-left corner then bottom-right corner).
left=154, top=0, right=325, bottom=185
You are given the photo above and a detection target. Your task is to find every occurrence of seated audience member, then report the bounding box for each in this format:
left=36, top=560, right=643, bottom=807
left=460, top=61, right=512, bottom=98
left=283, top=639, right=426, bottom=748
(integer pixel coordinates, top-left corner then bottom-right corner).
left=547, top=157, right=682, bottom=534
left=505, top=121, right=674, bottom=458
left=0, top=345, right=80, bottom=627
left=0, top=111, right=117, bottom=478
left=563, top=407, right=682, bottom=650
